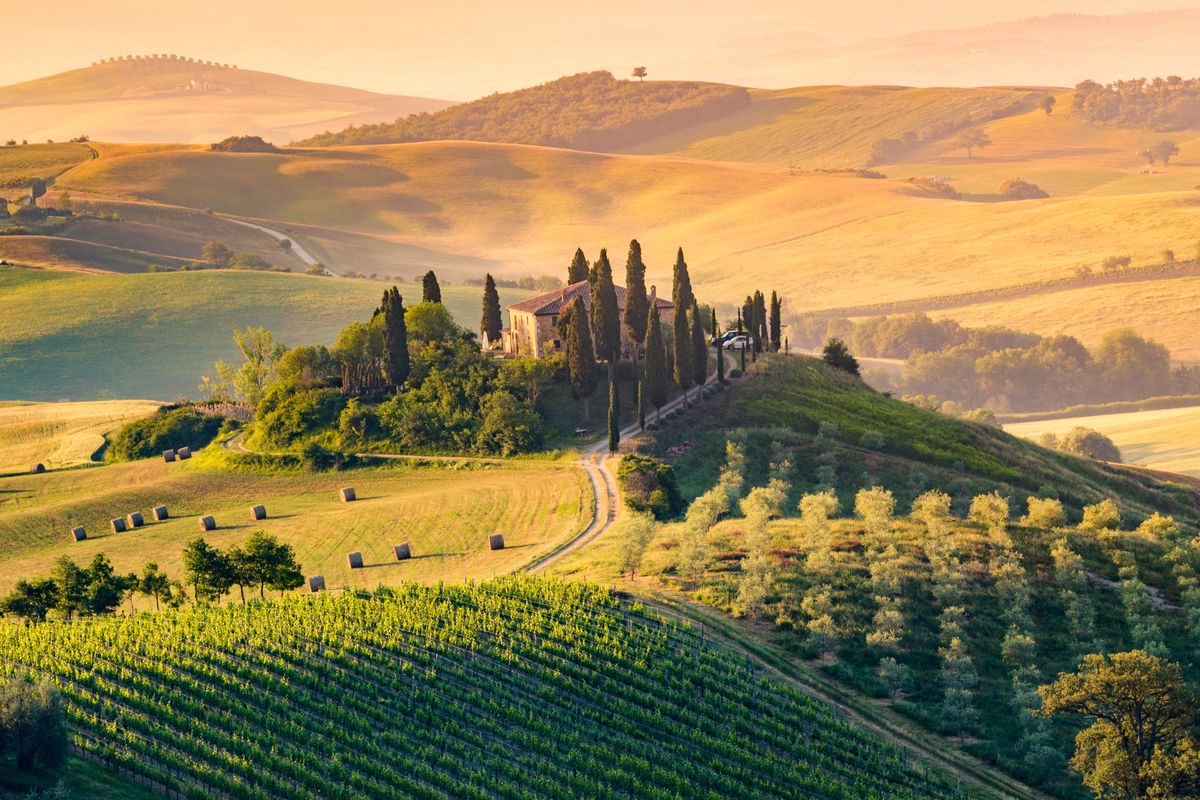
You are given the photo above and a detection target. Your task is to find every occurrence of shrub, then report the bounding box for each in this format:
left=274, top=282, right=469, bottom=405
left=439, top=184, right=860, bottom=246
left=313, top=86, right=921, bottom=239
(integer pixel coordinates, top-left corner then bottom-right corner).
left=1080, top=498, right=1121, bottom=531
left=1022, top=496, right=1065, bottom=528
left=907, top=176, right=960, bottom=199
left=110, top=405, right=223, bottom=461
left=210, top=135, right=279, bottom=153
left=999, top=179, right=1049, bottom=200
left=257, top=388, right=346, bottom=447
left=860, top=430, right=886, bottom=450
left=1055, top=427, right=1122, bottom=462
left=618, top=454, right=683, bottom=521
left=12, top=206, right=47, bottom=225
left=728, top=368, right=742, bottom=379
left=475, top=391, right=543, bottom=456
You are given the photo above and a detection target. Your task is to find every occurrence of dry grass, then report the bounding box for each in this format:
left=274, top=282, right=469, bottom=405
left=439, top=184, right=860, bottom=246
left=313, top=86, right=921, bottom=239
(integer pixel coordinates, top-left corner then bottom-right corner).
left=0, top=454, right=591, bottom=598
left=1005, top=405, right=1200, bottom=477
left=0, top=400, right=158, bottom=474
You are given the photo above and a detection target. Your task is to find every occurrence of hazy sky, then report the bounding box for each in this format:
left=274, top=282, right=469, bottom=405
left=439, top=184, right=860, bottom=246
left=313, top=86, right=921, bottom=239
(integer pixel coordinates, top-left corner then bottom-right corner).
left=2, top=0, right=1193, bottom=99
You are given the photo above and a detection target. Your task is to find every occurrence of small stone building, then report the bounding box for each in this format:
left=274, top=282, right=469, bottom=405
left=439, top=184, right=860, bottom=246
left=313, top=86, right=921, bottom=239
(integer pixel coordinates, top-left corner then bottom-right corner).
left=502, top=281, right=674, bottom=357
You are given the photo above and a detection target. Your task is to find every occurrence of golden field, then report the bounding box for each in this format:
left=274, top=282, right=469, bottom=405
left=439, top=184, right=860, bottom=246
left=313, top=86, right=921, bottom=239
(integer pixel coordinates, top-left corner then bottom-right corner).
left=0, top=400, right=158, bottom=474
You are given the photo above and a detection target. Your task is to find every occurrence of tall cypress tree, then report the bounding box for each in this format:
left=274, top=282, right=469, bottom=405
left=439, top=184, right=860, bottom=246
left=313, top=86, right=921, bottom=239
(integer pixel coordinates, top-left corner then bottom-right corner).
left=608, top=378, right=620, bottom=452
left=565, top=297, right=597, bottom=420
left=381, top=287, right=409, bottom=391
left=481, top=273, right=502, bottom=346
left=716, top=336, right=725, bottom=384
left=590, top=249, right=621, bottom=362
left=672, top=247, right=694, bottom=311
left=568, top=248, right=589, bottom=284
left=741, top=296, right=754, bottom=335
left=710, top=307, right=718, bottom=336
left=769, top=291, right=782, bottom=352
left=754, top=291, right=768, bottom=352
left=673, top=303, right=692, bottom=402
left=690, top=302, right=707, bottom=398
left=637, top=372, right=646, bottom=430
left=644, top=304, right=669, bottom=421
left=623, top=240, right=649, bottom=352
left=421, top=271, right=442, bottom=303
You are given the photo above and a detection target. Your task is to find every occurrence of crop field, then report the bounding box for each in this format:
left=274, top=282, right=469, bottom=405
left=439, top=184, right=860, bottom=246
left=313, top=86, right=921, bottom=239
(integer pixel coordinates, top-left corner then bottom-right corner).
left=1005, top=405, right=1200, bottom=477
left=0, top=399, right=158, bottom=474
left=0, top=577, right=963, bottom=800
left=0, top=267, right=533, bottom=400
left=0, top=142, right=94, bottom=186
left=0, top=451, right=590, bottom=597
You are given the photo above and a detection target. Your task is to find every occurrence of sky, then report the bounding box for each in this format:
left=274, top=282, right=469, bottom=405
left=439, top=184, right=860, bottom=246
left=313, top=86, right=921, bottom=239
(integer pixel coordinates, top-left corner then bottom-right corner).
left=1, top=0, right=1195, bottom=99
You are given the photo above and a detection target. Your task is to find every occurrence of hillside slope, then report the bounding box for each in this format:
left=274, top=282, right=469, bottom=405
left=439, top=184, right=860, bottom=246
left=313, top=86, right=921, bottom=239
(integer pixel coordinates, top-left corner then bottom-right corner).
left=0, top=577, right=964, bottom=800
left=0, top=57, right=452, bottom=144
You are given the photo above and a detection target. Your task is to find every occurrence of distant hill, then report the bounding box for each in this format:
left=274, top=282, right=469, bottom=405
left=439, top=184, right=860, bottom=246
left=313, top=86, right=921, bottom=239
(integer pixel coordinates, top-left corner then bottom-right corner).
left=297, top=70, right=751, bottom=151
left=0, top=56, right=452, bottom=144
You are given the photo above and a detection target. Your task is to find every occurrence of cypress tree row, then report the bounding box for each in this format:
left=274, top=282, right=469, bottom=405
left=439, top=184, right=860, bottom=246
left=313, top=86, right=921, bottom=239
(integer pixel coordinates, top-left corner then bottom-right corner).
left=608, top=377, right=620, bottom=452
left=690, top=302, right=707, bottom=397
left=565, top=297, right=598, bottom=420
left=421, top=271, right=442, bottom=304
left=567, top=247, right=589, bottom=284
left=769, top=291, right=782, bottom=352
left=481, top=274, right=503, bottom=346
left=381, top=287, right=409, bottom=391
left=644, top=304, right=669, bottom=421
left=590, top=249, right=621, bottom=363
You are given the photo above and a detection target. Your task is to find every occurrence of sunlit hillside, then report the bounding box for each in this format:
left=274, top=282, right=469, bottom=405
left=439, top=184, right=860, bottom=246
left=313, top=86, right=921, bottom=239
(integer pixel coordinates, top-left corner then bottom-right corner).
left=0, top=57, right=451, bottom=144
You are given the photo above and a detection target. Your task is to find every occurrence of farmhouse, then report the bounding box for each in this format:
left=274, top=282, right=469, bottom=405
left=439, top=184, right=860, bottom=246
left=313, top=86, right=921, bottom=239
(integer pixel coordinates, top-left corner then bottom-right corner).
left=502, top=281, right=674, bottom=357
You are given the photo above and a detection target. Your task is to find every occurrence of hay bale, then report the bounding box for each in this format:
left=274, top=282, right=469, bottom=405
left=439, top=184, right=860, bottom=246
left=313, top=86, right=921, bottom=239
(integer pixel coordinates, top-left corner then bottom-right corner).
left=70, top=526, right=87, bottom=542
left=488, top=533, right=506, bottom=551
left=152, top=505, right=169, bottom=521
left=163, top=449, right=176, bottom=462
left=308, top=575, right=326, bottom=592
left=177, top=446, right=192, bottom=460
left=250, top=504, right=267, bottom=521
left=126, top=511, right=144, bottom=528
left=30, top=463, right=45, bottom=474
left=110, top=518, right=127, bottom=533
left=394, top=542, right=411, bottom=560
left=339, top=487, right=356, bottom=502
left=198, top=515, right=216, bottom=531
left=347, top=551, right=364, bottom=569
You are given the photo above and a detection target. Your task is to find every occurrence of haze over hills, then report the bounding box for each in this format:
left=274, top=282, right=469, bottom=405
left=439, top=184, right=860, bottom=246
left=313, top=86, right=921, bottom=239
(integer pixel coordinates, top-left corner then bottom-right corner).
left=0, top=56, right=452, bottom=144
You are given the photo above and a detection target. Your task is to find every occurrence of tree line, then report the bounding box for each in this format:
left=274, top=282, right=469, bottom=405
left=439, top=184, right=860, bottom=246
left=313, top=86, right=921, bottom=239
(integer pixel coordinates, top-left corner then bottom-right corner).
left=1074, top=76, right=1200, bottom=130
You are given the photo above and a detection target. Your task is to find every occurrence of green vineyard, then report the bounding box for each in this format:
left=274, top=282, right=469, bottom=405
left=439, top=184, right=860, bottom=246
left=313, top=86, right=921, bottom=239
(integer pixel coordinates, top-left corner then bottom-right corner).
left=0, top=577, right=963, bottom=799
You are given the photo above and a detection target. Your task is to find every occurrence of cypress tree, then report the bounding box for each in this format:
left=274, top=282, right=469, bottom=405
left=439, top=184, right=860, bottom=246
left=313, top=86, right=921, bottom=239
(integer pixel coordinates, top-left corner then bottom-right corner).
left=769, top=291, right=782, bottom=352
left=672, top=247, right=694, bottom=311
left=691, top=302, right=708, bottom=399
left=644, top=304, right=669, bottom=421
left=421, top=271, right=442, bottom=303
left=565, top=297, right=597, bottom=419
left=481, top=273, right=502, bottom=346
left=716, top=336, right=725, bottom=383
left=673, top=303, right=692, bottom=402
left=637, top=372, right=646, bottom=429
left=736, top=308, right=743, bottom=332
left=608, top=377, right=620, bottom=452
left=753, top=291, right=767, bottom=353
left=381, top=287, right=409, bottom=391
left=710, top=307, right=718, bottom=336
left=590, top=249, right=621, bottom=362
left=568, top=248, right=589, bottom=284
left=623, top=240, right=649, bottom=352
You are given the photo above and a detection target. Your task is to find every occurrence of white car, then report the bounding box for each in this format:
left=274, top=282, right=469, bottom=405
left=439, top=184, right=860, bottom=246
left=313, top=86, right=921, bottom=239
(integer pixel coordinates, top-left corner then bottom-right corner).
left=724, top=335, right=752, bottom=350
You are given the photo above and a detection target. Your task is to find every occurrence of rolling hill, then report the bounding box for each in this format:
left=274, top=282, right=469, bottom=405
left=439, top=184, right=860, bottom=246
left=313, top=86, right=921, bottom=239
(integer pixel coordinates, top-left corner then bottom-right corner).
left=0, top=268, right=533, bottom=401
left=0, top=576, right=965, bottom=800
left=0, top=57, right=452, bottom=144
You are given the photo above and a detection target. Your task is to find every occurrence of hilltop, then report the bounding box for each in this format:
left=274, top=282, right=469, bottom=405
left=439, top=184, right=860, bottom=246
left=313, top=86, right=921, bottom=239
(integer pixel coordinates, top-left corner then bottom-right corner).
left=0, top=56, right=452, bottom=144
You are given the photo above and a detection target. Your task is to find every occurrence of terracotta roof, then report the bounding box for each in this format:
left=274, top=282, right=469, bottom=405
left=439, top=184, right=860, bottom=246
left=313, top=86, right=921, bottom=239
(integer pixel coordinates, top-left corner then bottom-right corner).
left=508, top=280, right=674, bottom=315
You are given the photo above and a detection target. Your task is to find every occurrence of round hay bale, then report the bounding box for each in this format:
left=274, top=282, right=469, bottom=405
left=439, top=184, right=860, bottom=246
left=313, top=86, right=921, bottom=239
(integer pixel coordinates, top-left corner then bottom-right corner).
left=162, top=449, right=176, bottom=463
left=394, top=543, right=411, bottom=560
left=308, top=575, right=326, bottom=592
left=250, top=504, right=267, bottom=521
left=177, top=446, right=192, bottom=460
left=347, top=551, right=364, bottom=569
left=30, top=463, right=45, bottom=474
left=110, top=518, right=127, bottom=533
left=152, top=505, right=169, bottom=521
left=339, top=487, right=357, bottom=502
left=70, top=526, right=87, bottom=542
left=126, top=511, right=144, bottom=528
left=488, top=533, right=506, bottom=551
left=198, top=515, right=216, bottom=531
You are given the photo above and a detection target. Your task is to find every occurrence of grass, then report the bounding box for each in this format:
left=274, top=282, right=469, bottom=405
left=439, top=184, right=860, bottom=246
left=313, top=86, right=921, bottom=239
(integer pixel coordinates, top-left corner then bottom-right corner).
left=0, top=445, right=590, bottom=598
left=1, top=754, right=161, bottom=800
left=0, top=142, right=93, bottom=187
left=0, top=399, right=158, bottom=474
left=1006, top=405, right=1200, bottom=477
left=645, top=355, right=1200, bottom=529
left=0, top=267, right=533, bottom=400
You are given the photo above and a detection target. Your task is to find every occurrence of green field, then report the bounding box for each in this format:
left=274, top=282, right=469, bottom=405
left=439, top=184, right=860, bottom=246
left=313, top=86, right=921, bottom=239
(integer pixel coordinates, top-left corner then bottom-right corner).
left=0, top=447, right=589, bottom=597
left=0, top=399, right=158, bottom=474
left=0, top=577, right=965, bottom=800
left=0, top=267, right=532, bottom=400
